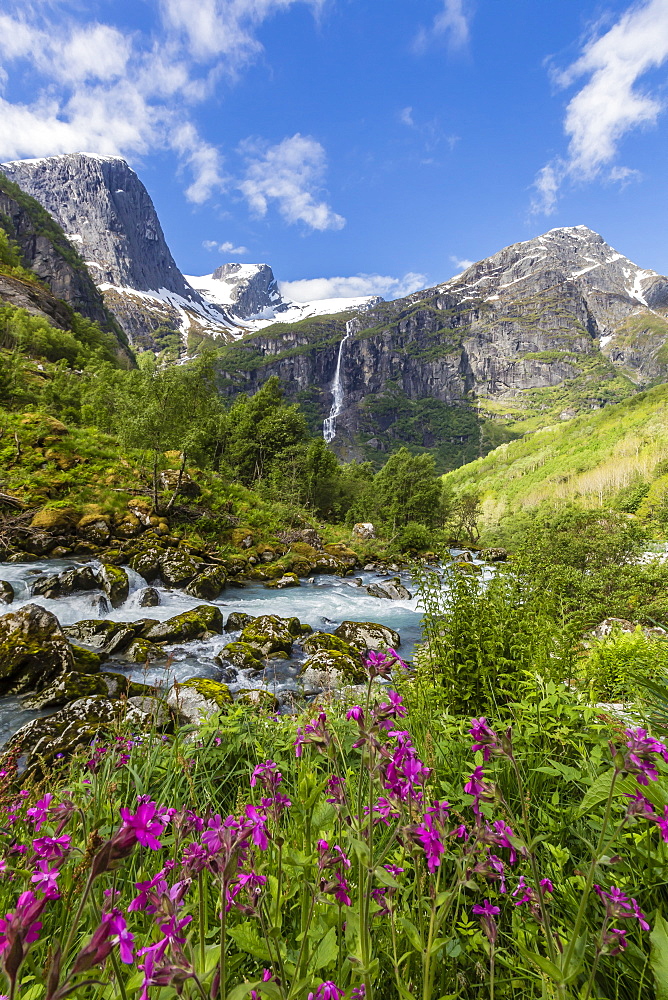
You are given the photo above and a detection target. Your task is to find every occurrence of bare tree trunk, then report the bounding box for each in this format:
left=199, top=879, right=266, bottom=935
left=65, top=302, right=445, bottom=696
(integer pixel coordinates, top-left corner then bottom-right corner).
left=13, top=431, right=21, bottom=461
left=153, top=452, right=160, bottom=514
left=165, top=451, right=188, bottom=513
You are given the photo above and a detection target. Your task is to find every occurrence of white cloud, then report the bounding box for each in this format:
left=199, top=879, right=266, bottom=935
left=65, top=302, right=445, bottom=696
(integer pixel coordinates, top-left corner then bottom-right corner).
left=279, top=271, right=426, bottom=302
left=414, top=0, right=472, bottom=53
left=0, top=2, right=332, bottom=215
left=399, top=106, right=414, bottom=126
left=239, top=134, right=345, bottom=231
left=203, top=239, right=249, bottom=254
left=450, top=256, right=474, bottom=271
left=533, top=0, right=668, bottom=213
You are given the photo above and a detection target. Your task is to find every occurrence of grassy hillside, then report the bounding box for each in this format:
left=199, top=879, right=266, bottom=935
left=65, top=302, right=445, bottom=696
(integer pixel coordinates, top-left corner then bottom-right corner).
left=443, top=383, right=668, bottom=538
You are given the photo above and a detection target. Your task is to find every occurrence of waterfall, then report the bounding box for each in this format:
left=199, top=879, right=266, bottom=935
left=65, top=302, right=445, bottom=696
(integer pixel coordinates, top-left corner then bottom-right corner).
left=323, top=319, right=355, bottom=443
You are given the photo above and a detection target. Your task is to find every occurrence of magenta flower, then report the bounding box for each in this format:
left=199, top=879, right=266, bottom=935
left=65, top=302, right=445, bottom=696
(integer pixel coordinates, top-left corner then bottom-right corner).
left=624, top=791, right=656, bottom=818
left=30, top=862, right=60, bottom=899
left=244, top=804, right=269, bottom=850
left=308, top=982, right=345, bottom=1000
left=364, top=650, right=391, bottom=678
left=387, top=648, right=408, bottom=670
left=414, top=819, right=445, bottom=873
left=469, top=718, right=503, bottom=761
left=374, top=690, right=408, bottom=724
left=464, top=766, right=495, bottom=817
left=26, top=794, right=53, bottom=833
left=250, top=969, right=274, bottom=1000
left=472, top=899, right=501, bottom=945
left=594, top=885, right=650, bottom=931
left=119, top=800, right=167, bottom=850
left=346, top=706, right=364, bottom=723
left=32, top=835, right=71, bottom=860
left=620, top=727, right=668, bottom=785
left=295, top=713, right=330, bottom=757
left=351, top=987, right=366, bottom=999
left=250, top=760, right=282, bottom=791
left=602, top=927, right=628, bottom=955
left=384, top=864, right=404, bottom=877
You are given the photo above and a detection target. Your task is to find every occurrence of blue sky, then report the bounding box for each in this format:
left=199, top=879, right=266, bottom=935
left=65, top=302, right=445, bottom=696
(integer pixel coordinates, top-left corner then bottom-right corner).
left=1, top=0, right=668, bottom=300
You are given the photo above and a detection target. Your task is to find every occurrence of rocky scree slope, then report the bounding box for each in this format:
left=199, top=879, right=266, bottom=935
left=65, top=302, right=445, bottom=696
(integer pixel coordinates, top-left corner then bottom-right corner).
left=0, top=154, right=237, bottom=347
left=212, top=227, right=668, bottom=461
left=0, top=171, right=133, bottom=365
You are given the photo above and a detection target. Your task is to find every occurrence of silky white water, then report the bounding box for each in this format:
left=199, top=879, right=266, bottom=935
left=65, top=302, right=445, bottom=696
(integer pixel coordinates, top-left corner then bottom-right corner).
left=323, top=319, right=355, bottom=443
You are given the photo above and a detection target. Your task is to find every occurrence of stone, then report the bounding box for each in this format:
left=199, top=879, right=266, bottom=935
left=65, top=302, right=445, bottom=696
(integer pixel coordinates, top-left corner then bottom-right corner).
left=159, top=469, right=201, bottom=497
left=185, top=567, right=227, bottom=600
left=333, top=620, right=401, bottom=651
left=264, top=573, right=300, bottom=589
left=482, top=547, right=508, bottom=562
left=144, top=605, right=224, bottom=643
left=0, top=581, right=14, bottom=604
left=240, top=615, right=297, bottom=655
left=0, top=603, right=74, bottom=695
left=353, top=522, right=375, bottom=539
left=99, top=672, right=157, bottom=698
left=32, top=566, right=97, bottom=599
left=235, top=689, right=279, bottom=711
left=167, top=679, right=231, bottom=723
left=301, top=631, right=364, bottom=664
left=21, top=672, right=109, bottom=710
left=323, top=542, right=358, bottom=567
left=6, top=696, right=142, bottom=779
left=127, top=695, right=170, bottom=728
left=114, top=513, right=143, bottom=538
left=24, top=532, right=58, bottom=556
left=225, top=612, right=254, bottom=632
left=299, top=648, right=367, bottom=684
left=232, top=528, right=254, bottom=550
left=123, top=638, right=163, bottom=663
left=160, top=549, right=201, bottom=587
left=63, top=619, right=143, bottom=656
left=365, top=577, right=413, bottom=601
left=279, top=528, right=324, bottom=550
left=71, top=645, right=102, bottom=674
left=77, top=514, right=112, bottom=545
left=96, top=564, right=129, bottom=607
left=137, top=587, right=161, bottom=607
left=29, top=507, right=76, bottom=532
left=130, top=547, right=165, bottom=582
left=218, top=641, right=264, bottom=671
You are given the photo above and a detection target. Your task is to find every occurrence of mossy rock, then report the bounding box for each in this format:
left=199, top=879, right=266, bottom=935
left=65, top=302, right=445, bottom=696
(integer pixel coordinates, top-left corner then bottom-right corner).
left=223, top=556, right=248, bottom=575
left=21, top=672, right=109, bottom=710
left=100, top=672, right=157, bottom=698
left=6, top=696, right=147, bottom=780
left=77, top=513, right=112, bottom=544
left=288, top=542, right=320, bottom=560
left=97, top=564, right=129, bottom=607
left=167, top=679, right=231, bottom=724
left=235, top=689, right=279, bottom=711
left=185, top=567, right=227, bottom=600
left=248, top=567, right=270, bottom=581
left=71, top=645, right=102, bottom=674
left=130, top=546, right=165, bottom=582
left=264, top=572, right=300, bottom=589
left=231, top=528, right=254, bottom=550
left=0, top=581, right=14, bottom=604
left=29, top=507, right=76, bottom=532
left=299, top=648, right=366, bottom=684
left=455, top=561, right=482, bottom=575
left=123, top=638, right=164, bottom=663
left=63, top=619, right=144, bottom=656
left=219, top=641, right=264, bottom=670
left=333, top=620, right=401, bottom=651
left=32, top=566, right=97, bottom=599
left=302, top=631, right=364, bottom=667
left=144, top=605, right=224, bottom=643
left=240, top=615, right=296, bottom=655
left=0, top=603, right=74, bottom=695
left=114, top=513, right=143, bottom=538
left=137, top=587, right=161, bottom=607
left=160, top=549, right=201, bottom=587
left=225, top=612, right=254, bottom=632
left=323, top=542, right=358, bottom=566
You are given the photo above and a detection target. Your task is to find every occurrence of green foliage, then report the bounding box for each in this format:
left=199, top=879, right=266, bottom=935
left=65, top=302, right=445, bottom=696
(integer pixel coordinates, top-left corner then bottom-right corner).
left=583, top=628, right=668, bottom=701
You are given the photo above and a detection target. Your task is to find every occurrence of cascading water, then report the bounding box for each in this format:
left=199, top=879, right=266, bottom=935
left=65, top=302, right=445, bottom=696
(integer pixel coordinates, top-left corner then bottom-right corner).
left=323, top=319, right=355, bottom=443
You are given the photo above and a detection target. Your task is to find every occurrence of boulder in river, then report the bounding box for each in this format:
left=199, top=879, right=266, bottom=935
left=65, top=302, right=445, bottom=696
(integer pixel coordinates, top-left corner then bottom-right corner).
left=300, top=648, right=367, bottom=684
left=235, top=688, right=279, bottom=711
left=365, top=577, right=412, bottom=600
left=21, top=671, right=109, bottom=710
left=96, top=564, right=129, bottom=607
left=63, top=619, right=145, bottom=656
left=167, top=679, right=231, bottom=724
left=353, top=522, right=375, bottom=539
left=240, top=614, right=301, bottom=655
left=144, top=605, right=224, bottom=643
left=0, top=603, right=74, bottom=695
left=32, top=565, right=97, bottom=599
left=185, top=566, right=227, bottom=600
left=264, top=573, right=300, bottom=589
left=218, top=641, right=264, bottom=671
left=160, top=549, right=201, bottom=587
left=302, top=631, right=364, bottom=667
left=333, top=620, right=401, bottom=652
left=137, top=587, right=161, bottom=607
left=0, top=580, right=14, bottom=604
left=225, top=612, right=254, bottom=632
left=130, top=546, right=164, bottom=582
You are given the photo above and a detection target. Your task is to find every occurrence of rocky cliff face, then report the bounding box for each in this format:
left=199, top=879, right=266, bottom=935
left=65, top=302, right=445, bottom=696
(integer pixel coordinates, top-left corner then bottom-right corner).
left=1, top=154, right=235, bottom=346
left=0, top=171, right=133, bottom=363
left=213, top=226, right=668, bottom=462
